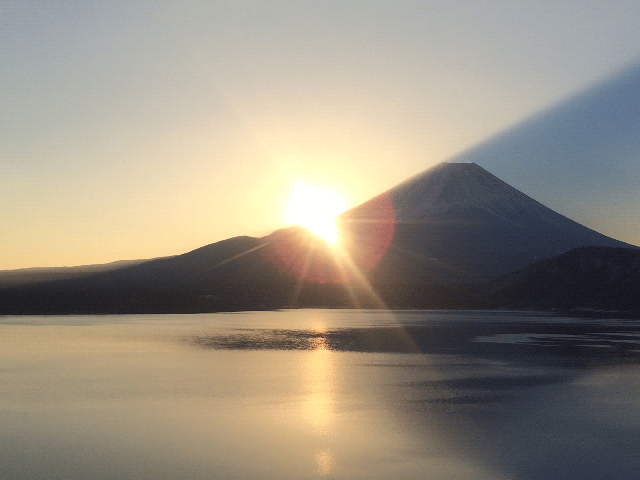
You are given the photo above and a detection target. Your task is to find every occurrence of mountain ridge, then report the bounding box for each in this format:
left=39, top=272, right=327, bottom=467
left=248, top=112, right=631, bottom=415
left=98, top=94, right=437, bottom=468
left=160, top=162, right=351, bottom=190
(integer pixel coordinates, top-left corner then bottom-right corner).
left=1, top=162, right=637, bottom=314
left=484, top=246, right=640, bottom=312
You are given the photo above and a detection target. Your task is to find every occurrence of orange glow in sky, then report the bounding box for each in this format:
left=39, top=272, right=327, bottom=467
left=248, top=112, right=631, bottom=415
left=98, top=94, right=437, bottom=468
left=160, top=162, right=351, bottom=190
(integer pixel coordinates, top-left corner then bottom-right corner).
left=285, top=183, right=348, bottom=244
left=2, top=2, right=640, bottom=270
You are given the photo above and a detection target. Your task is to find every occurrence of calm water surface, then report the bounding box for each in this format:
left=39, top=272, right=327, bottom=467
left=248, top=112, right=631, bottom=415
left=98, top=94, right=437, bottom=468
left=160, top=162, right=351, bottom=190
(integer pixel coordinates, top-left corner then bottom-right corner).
left=2, top=310, right=640, bottom=479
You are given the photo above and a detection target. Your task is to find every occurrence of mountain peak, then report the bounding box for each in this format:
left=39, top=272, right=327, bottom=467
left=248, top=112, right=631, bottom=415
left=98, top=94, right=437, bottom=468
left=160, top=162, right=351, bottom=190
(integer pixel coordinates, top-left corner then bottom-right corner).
left=384, top=161, right=564, bottom=228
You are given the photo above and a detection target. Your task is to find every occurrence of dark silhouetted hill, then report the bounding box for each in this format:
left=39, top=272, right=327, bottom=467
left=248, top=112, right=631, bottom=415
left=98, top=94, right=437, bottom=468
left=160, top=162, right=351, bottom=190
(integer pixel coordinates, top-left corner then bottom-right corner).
left=484, top=246, right=640, bottom=312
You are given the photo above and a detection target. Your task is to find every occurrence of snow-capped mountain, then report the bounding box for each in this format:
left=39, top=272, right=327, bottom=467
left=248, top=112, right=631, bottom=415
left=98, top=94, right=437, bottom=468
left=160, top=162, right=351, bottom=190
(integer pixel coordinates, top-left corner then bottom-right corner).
left=340, top=162, right=632, bottom=283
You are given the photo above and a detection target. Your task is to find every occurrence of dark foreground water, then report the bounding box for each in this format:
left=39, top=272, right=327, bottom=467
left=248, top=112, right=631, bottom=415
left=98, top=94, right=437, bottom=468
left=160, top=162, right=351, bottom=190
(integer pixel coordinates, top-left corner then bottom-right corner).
left=2, top=310, right=640, bottom=479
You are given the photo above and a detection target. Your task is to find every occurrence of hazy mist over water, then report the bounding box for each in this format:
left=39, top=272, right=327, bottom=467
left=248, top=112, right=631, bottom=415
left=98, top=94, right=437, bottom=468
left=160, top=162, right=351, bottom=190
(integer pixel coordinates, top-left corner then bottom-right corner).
left=2, top=310, right=640, bottom=479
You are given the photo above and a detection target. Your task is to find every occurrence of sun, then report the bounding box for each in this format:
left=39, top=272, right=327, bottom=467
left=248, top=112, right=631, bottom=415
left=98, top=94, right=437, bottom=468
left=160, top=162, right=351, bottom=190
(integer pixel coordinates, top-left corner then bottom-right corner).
left=286, top=182, right=348, bottom=244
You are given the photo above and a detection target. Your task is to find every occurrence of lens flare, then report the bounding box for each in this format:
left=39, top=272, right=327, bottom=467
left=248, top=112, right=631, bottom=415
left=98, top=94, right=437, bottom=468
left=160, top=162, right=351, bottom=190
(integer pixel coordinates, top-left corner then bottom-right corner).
left=286, top=183, right=348, bottom=244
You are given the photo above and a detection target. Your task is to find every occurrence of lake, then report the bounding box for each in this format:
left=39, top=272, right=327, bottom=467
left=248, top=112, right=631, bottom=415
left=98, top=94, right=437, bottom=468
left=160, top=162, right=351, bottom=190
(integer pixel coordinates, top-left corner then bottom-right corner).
left=2, top=310, right=640, bottom=479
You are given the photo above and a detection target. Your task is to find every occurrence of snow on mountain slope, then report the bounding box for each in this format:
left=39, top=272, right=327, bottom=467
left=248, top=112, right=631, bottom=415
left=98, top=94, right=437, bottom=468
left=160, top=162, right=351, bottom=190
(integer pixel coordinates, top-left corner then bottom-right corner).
left=388, top=162, right=567, bottom=228
left=340, top=162, right=632, bottom=282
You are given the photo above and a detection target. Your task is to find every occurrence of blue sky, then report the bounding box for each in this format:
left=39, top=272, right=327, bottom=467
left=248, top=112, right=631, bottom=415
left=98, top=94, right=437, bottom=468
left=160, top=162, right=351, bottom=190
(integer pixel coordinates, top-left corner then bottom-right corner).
left=2, top=1, right=640, bottom=268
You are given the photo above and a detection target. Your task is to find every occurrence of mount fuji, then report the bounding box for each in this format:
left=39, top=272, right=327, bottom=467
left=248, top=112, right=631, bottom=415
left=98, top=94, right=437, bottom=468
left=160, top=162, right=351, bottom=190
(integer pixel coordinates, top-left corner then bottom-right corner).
left=339, top=161, right=631, bottom=285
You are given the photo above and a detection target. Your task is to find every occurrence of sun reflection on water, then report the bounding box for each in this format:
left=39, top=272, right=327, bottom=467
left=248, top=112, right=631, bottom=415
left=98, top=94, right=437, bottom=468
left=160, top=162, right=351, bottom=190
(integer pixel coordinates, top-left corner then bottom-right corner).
left=303, top=349, right=334, bottom=434
left=302, top=327, right=336, bottom=475
left=315, top=449, right=333, bottom=476
left=310, top=333, right=329, bottom=351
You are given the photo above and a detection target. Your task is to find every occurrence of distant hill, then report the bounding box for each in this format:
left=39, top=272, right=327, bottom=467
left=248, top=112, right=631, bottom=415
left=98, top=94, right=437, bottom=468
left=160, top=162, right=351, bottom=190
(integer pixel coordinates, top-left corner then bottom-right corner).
left=0, top=229, right=355, bottom=314
left=484, top=246, right=640, bottom=312
left=0, top=260, right=146, bottom=287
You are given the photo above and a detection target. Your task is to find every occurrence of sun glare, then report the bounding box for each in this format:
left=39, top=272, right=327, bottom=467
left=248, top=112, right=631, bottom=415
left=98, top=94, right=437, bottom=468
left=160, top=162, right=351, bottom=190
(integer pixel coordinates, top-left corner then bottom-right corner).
left=286, top=183, right=348, bottom=244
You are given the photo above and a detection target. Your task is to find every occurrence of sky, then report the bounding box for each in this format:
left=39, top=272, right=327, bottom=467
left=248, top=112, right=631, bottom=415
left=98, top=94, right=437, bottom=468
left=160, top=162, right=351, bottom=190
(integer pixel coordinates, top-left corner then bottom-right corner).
left=2, top=1, right=640, bottom=270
